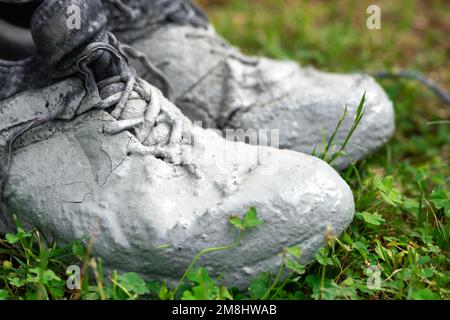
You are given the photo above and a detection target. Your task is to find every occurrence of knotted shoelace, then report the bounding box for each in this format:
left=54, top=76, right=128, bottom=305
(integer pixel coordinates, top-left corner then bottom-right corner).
left=0, top=32, right=185, bottom=196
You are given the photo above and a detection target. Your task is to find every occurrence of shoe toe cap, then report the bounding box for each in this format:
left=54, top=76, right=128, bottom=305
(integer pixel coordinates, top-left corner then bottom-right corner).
left=176, top=145, right=355, bottom=287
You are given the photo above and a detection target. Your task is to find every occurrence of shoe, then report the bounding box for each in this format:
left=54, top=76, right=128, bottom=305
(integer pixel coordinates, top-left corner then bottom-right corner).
left=0, top=0, right=354, bottom=288
left=102, top=0, right=395, bottom=170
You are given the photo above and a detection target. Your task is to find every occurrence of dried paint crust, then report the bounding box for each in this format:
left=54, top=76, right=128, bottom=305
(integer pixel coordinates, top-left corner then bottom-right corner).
left=0, top=76, right=354, bottom=288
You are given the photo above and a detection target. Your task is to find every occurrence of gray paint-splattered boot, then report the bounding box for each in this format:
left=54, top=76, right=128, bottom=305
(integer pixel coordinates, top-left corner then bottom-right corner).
left=0, top=0, right=354, bottom=288
left=102, top=0, right=395, bottom=170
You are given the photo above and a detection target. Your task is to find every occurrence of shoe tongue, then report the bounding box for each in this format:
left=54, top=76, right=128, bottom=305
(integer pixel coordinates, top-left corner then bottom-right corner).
left=30, top=0, right=108, bottom=69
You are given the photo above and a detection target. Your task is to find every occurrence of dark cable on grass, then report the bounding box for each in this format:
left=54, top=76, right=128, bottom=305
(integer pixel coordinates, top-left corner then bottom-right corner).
left=372, top=70, right=450, bottom=108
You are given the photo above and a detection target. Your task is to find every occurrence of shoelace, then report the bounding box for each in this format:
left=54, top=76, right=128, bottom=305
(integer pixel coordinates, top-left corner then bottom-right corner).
left=0, top=32, right=184, bottom=196
left=82, top=33, right=184, bottom=159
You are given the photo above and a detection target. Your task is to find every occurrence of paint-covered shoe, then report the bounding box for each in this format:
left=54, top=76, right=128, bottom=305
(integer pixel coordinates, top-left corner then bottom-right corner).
left=0, top=0, right=354, bottom=288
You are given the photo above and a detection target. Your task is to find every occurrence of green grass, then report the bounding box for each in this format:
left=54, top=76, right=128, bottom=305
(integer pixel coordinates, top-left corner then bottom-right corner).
left=1, top=0, right=449, bottom=300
